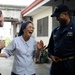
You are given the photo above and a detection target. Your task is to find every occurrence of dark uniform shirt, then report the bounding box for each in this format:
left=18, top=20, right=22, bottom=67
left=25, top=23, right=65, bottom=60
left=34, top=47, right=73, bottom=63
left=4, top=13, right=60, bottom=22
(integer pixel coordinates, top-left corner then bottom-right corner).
left=47, top=20, right=75, bottom=75
left=47, top=20, right=75, bottom=58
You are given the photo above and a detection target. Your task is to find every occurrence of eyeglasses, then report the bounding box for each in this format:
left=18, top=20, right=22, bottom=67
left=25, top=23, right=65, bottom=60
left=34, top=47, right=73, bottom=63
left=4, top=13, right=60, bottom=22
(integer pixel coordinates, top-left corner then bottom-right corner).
left=27, top=26, right=35, bottom=30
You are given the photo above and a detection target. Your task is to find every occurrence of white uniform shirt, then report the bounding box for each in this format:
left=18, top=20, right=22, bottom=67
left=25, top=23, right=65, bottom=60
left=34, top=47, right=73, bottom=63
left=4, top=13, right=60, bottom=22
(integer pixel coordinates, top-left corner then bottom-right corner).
left=3, top=36, right=37, bottom=75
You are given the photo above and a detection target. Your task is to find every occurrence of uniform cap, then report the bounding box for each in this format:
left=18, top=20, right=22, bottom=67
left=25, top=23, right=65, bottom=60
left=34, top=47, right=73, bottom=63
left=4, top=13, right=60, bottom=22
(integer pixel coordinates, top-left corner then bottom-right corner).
left=51, top=4, right=69, bottom=17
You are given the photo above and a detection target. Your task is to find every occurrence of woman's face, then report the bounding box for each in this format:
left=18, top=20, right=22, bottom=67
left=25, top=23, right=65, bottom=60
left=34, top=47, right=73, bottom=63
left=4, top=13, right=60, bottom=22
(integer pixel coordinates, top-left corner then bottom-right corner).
left=23, top=23, right=34, bottom=37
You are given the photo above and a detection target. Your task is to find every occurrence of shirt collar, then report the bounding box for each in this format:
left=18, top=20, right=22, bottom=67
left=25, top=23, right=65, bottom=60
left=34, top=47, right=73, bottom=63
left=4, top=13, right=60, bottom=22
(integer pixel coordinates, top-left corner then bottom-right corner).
left=20, top=35, right=31, bottom=47
left=57, top=20, right=73, bottom=33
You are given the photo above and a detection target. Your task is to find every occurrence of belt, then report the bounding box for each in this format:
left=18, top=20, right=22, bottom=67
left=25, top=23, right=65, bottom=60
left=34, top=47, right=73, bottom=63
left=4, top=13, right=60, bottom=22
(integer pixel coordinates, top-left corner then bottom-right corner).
left=59, top=56, right=75, bottom=61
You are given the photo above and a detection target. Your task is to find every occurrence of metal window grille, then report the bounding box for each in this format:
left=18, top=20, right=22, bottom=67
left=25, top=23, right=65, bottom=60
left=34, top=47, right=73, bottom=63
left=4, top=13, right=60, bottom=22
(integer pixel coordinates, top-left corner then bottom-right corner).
left=37, top=16, right=48, bottom=37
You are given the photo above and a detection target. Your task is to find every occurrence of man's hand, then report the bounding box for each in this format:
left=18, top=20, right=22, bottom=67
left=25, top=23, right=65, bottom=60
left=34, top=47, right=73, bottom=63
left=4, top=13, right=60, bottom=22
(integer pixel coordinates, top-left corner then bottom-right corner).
left=50, top=55, right=60, bottom=62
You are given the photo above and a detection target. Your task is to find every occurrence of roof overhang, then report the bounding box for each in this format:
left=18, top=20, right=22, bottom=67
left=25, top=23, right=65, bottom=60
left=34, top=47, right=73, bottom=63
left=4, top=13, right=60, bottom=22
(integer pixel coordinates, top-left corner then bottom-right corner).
left=21, top=0, right=50, bottom=16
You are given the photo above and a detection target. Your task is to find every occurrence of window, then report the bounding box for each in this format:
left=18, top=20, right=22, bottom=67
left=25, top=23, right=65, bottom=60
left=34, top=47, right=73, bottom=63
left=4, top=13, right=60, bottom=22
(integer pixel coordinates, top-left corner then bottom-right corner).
left=37, top=16, right=48, bottom=37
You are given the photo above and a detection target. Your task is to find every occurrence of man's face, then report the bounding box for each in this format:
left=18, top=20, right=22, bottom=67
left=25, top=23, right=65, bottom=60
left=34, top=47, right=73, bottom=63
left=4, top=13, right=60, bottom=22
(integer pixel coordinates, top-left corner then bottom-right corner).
left=56, top=12, right=67, bottom=26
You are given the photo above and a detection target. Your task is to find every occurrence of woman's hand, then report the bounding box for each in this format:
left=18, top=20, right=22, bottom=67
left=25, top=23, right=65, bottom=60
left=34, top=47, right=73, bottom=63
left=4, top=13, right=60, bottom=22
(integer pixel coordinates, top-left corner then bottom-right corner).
left=37, top=40, right=45, bottom=50
left=36, top=40, right=46, bottom=58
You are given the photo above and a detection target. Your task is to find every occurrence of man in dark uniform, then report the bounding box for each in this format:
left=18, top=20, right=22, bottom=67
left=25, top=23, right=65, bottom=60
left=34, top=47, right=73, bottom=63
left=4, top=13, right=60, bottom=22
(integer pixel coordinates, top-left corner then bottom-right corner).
left=47, top=4, right=75, bottom=75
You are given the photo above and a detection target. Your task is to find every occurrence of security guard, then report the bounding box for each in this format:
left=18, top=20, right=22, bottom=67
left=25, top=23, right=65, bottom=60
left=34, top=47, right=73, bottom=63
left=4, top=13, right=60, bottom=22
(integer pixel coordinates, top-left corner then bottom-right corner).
left=47, top=4, right=75, bottom=75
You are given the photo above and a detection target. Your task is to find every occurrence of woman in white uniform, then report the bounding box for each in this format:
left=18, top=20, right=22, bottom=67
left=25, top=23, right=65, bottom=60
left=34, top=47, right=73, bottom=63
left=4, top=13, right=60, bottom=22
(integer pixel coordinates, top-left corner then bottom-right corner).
left=0, top=21, right=44, bottom=75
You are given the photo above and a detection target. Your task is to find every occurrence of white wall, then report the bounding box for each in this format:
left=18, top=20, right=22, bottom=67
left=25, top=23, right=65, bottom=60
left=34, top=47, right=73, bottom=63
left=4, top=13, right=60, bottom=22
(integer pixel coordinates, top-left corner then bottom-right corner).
left=33, top=6, right=52, bottom=46
left=0, top=22, right=12, bottom=40
left=11, top=24, right=14, bottom=40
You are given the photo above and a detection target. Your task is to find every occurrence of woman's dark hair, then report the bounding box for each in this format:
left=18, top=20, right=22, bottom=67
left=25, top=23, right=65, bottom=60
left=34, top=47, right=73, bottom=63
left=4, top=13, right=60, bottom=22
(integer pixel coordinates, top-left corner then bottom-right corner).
left=18, top=21, right=33, bottom=36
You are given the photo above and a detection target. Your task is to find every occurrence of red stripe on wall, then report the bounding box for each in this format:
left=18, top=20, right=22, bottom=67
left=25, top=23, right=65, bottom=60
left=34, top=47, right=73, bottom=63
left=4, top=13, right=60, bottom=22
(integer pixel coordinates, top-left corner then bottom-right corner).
left=21, top=0, right=43, bottom=15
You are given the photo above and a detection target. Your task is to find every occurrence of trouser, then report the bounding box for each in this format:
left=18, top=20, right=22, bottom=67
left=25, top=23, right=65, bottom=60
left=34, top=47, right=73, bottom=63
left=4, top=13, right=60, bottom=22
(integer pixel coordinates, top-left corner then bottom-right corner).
left=11, top=72, right=36, bottom=75
left=50, top=58, right=75, bottom=75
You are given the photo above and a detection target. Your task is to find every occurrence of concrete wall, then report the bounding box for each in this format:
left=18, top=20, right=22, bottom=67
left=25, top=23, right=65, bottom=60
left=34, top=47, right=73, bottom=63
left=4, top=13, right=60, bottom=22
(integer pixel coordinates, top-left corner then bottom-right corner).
left=2, top=10, right=21, bottom=21
left=32, top=6, right=52, bottom=46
